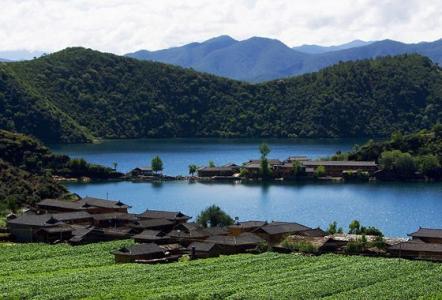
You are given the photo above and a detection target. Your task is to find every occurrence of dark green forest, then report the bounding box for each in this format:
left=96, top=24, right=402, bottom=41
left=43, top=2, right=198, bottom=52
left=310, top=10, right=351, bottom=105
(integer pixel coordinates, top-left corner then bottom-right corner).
left=1, top=48, right=441, bottom=143
left=0, top=130, right=122, bottom=212
left=349, top=125, right=442, bottom=179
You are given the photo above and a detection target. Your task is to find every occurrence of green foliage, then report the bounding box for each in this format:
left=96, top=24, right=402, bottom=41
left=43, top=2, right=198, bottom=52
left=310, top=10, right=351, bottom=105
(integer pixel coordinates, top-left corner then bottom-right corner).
left=327, top=221, right=343, bottom=235
left=208, top=160, right=216, bottom=168
left=239, top=168, right=249, bottom=177
left=259, top=143, right=271, bottom=159
left=188, top=164, right=198, bottom=176
left=151, top=156, right=163, bottom=174
left=0, top=130, right=122, bottom=211
left=2, top=241, right=442, bottom=299
left=259, top=158, right=272, bottom=179
left=1, top=49, right=441, bottom=143
left=348, top=220, right=361, bottom=234
left=345, top=239, right=366, bottom=254
left=292, top=161, right=306, bottom=176
left=282, top=239, right=318, bottom=254
left=196, top=205, right=234, bottom=228
left=349, top=125, right=442, bottom=179
left=314, top=165, right=326, bottom=178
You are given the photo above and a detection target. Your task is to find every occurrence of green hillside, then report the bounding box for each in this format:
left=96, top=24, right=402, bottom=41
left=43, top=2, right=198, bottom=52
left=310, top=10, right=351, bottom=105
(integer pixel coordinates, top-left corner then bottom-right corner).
left=0, top=130, right=121, bottom=212
left=1, top=240, right=442, bottom=299
left=1, top=48, right=441, bottom=143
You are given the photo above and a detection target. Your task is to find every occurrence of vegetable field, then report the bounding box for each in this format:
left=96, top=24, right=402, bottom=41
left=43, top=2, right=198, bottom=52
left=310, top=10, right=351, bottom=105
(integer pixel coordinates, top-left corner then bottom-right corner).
left=1, top=241, right=442, bottom=299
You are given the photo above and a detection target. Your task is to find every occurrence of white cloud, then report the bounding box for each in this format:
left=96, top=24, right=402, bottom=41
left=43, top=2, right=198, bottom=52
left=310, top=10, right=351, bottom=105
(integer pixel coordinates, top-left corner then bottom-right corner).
left=0, top=0, right=441, bottom=54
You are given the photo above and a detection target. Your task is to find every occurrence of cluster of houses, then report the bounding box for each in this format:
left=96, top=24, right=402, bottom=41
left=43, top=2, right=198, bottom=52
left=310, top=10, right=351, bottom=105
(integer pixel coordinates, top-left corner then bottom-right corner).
left=5, top=196, right=442, bottom=263
left=196, top=156, right=378, bottom=179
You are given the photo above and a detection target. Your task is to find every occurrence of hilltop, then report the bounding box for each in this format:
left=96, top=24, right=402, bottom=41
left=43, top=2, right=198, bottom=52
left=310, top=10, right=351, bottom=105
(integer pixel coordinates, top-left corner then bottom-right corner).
left=1, top=48, right=441, bottom=143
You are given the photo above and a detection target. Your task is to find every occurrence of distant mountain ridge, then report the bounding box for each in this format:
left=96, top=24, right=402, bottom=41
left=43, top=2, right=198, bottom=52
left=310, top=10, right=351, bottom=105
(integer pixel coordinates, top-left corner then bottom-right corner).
left=292, top=40, right=373, bottom=54
left=126, top=36, right=442, bottom=82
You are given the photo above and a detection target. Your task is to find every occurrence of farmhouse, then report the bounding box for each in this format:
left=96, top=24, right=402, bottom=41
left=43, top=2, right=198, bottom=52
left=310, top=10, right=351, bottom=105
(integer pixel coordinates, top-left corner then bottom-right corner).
left=92, top=212, right=138, bottom=228
left=205, top=232, right=265, bottom=254
left=75, top=197, right=131, bottom=213
left=388, top=240, right=442, bottom=261
left=7, top=212, right=93, bottom=242
left=255, top=221, right=312, bottom=244
left=113, top=243, right=166, bottom=263
left=138, top=209, right=191, bottom=223
left=133, top=230, right=171, bottom=244
left=187, top=241, right=223, bottom=258
left=36, top=199, right=86, bottom=213
left=129, top=166, right=154, bottom=177
left=129, top=218, right=175, bottom=232
left=228, top=220, right=267, bottom=235
left=301, top=160, right=378, bottom=177
left=243, top=159, right=282, bottom=176
left=197, top=164, right=240, bottom=177
left=408, top=228, right=442, bottom=244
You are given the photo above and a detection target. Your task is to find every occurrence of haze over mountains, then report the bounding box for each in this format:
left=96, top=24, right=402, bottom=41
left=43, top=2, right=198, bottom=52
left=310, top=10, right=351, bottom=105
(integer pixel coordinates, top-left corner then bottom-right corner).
left=126, top=36, right=442, bottom=82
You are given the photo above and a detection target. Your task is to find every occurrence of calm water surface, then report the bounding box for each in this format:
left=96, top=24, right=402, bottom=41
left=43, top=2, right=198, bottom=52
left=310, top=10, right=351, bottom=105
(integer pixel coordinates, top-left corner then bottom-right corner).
left=53, top=139, right=442, bottom=237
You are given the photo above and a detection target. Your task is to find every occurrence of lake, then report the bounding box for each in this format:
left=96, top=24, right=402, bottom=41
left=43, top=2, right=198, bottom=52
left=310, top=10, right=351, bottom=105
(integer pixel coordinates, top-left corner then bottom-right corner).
left=52, top=138, right=442, bottom=237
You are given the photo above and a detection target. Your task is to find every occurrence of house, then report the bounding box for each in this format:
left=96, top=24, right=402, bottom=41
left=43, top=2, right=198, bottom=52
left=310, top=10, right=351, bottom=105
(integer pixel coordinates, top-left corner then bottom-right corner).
left=138, top=209, right=191, bottom=223
left=197, top=164, right=240, bottom=177
left=286, top=156, right=310, bottom=162
left=168, top=223, right=210, bottom=245
left=75, top=197, right=130, bottom=214
left=187, top=241, right=223, bottom=258
left=228, top=221, right=267, bottom=235
left=129, top=218, right=176, bottom=232
left=408, top=228, right=442, bottom=244
left=242, top=159, right=282, bottom=177
left=129, top=166, right=154, bottom=177
left=254, top=221, right=312, bottom=244
left=205, top=232, right=265, bottom=254
left=133, top=230, right=171, bottom=244
left=388, top=240, right=442, bottom=261
left=69, top=226, right=135, bottom=245
left=36, top=199, right=86, bottom=213
left=113, top=243, right=166, bottom=263
left=301, top=161, right=378, bottom=177
left=204, top=226, right=229, bottom=236
left=7, top=212, right=95, bottom=242
left=92, top=212, right=138, bottom=228
left=298, top=227, right=327, bottom=237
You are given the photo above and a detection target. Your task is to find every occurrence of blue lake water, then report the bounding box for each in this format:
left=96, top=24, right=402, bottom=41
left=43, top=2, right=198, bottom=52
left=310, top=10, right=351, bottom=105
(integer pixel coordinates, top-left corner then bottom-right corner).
left=52, top=139, right=442, bottom=237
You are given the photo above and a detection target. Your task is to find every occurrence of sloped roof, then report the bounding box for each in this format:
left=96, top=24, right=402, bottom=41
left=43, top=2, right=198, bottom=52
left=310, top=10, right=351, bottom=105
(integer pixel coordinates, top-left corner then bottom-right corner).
left=299, top=227, right=327, bottom=237
left=76, top=197, right=130, bottom=209
left=113, top=243, right=166, bottom=256
left=408, top=228, right=442, bottom=239
left=175, top=222, right=204, bottom=232
left=206, top=232, right=264, bottom=246
left=229, top=221, right=267, bottom=230
left=168, top=228, right=209, bottom=239
left=92, top=212, right=138, bottom=221
left=37, top=199, right=85, bottom=210
left=204, top=226, right=229, bottom=236
left=389, top=241, right=442, bottom=253
left=138, top=209, right=191, bottom=221
left=188, top=241, right=217, bottom=252
left=8, top=214, right=64, bottom=227
left=133, top=230, right=169, bottom=240
left=53, top=211, right=92, bottom=221
left=130, top=218, right=175, bottom=229
left=258, top=221, right=311, bottom=235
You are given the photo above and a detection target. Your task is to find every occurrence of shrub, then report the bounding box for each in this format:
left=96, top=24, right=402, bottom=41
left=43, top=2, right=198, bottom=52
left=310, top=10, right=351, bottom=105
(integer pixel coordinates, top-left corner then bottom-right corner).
left=281, top=239, right=317, bottom=254
left=314, top=165, right=326, bottom=178
left=196, top=205, right=234, bottom=228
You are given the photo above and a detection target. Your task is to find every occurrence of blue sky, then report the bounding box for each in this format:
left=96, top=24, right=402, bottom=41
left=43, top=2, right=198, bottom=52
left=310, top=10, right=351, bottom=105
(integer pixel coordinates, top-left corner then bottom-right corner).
left=1, top=0, right=441, bottom=54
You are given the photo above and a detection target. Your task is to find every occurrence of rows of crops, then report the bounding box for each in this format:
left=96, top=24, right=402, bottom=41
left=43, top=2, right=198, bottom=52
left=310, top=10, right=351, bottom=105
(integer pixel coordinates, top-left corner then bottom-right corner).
left=1, top=240, right=442, bottom=299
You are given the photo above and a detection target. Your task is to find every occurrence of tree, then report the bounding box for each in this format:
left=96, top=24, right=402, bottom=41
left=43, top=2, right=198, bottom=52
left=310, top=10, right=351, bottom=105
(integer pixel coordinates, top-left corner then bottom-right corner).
left=208, top=160, right=216, bottom=168
left=112, top=162, right=118, bottom=171
left=327, top=221, right=338, bottom=234
left=314, top=165, right=326, bottom=178
left=292, top=161, right=305, bottom=176
left=348, top=220, right=361, bottom=234
left=379, top=150, right=416, bottom=177
left=151, top=156, right=163, bottom=174
left=416, top=154, right=440, bottom=176
left=196, top=205, right=234, bottom=228
left=259, top=143, right=271, bottom=159
left=188, top=164, right=198, bottom=176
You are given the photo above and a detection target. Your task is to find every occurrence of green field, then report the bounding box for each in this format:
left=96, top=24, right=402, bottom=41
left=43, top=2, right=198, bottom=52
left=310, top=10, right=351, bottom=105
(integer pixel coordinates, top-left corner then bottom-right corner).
left=1, top=241, right=442, bottom=299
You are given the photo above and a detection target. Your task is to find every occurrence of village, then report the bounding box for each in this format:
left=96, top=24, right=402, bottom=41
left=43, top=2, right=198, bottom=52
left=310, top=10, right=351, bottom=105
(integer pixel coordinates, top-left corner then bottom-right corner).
left=3, top=195, right=442, bottom=264
left=129, top=155, right=379, bottom=182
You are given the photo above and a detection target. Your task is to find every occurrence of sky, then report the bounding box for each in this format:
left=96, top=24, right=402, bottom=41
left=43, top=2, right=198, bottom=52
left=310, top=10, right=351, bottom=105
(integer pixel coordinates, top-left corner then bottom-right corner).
left=0, top=0, right=441, bottom=55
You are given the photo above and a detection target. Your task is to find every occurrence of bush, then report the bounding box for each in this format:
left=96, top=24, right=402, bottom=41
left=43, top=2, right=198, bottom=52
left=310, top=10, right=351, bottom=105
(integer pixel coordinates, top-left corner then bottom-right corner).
left=345, top=239, right=366, bottom=254
left=327, top=221, right=343, bottom=235
left=314, top=165, right=326, bottom=178
left=281, top=239, right=317, bottom=254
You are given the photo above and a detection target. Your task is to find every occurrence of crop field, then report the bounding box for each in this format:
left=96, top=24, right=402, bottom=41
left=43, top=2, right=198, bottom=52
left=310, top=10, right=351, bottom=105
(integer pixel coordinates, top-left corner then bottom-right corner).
left=1, top=241, right=442, bottom=299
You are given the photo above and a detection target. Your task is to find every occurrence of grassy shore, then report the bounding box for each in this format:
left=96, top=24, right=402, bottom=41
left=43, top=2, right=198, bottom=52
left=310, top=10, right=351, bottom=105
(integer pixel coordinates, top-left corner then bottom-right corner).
left=1, top=240, right=442, bottom=299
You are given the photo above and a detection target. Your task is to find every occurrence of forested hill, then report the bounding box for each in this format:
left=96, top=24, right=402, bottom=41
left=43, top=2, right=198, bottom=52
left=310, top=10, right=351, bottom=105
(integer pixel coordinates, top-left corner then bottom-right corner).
left=0, top=47, right=441, bottom=143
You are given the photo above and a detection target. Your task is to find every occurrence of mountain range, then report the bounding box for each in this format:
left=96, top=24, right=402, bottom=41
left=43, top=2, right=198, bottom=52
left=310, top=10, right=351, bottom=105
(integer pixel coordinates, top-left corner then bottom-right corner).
left=1, top=48, right=441, bottom=143
left=126, top=36, right=442, bottom=82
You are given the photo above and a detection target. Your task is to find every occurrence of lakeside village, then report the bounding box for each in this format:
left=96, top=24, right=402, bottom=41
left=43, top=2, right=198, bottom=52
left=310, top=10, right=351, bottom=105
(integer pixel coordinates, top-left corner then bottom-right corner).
left=2, top=196, right=442, bottom=264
